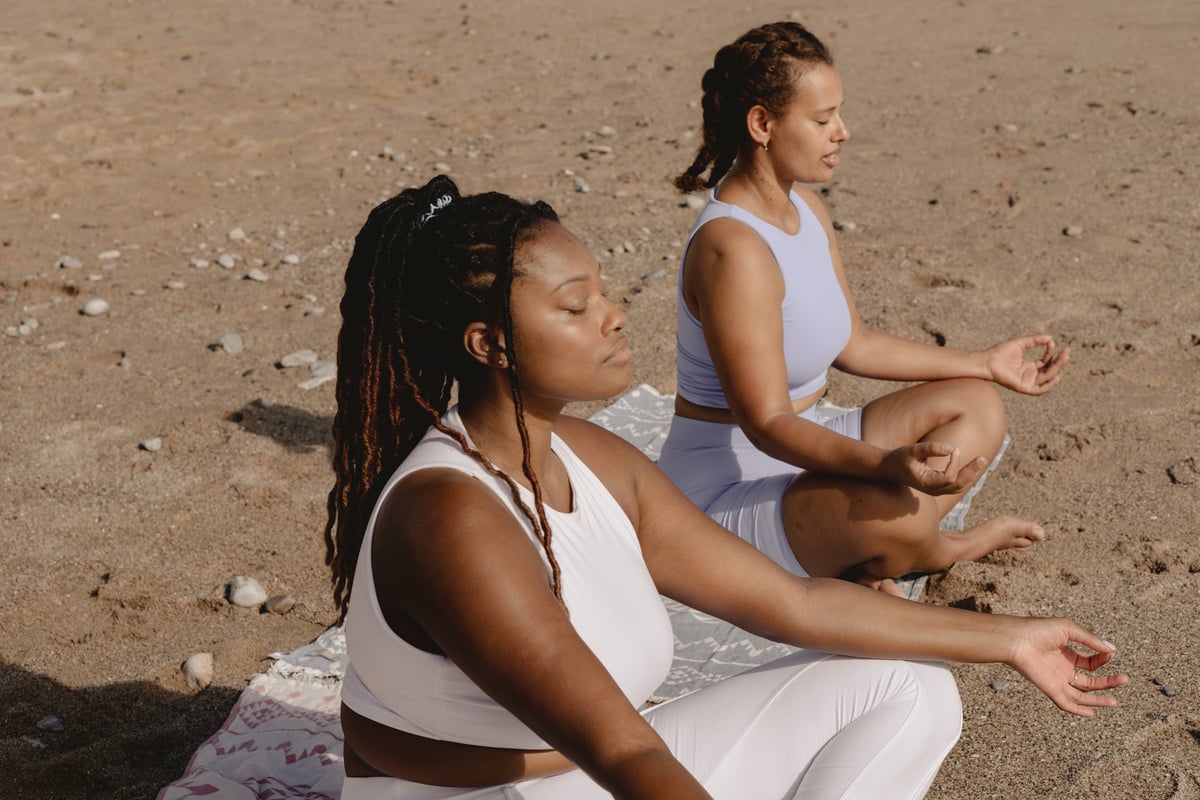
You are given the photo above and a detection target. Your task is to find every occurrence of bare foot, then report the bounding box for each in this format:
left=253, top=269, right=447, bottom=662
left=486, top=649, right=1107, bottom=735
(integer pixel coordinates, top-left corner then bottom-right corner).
left=854, top=573, right=912, bottom=599
left=964, top=515, right=1045, bottom=557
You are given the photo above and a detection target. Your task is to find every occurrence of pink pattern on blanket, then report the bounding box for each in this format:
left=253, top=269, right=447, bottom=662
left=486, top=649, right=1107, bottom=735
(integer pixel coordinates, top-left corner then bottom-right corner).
left=157, top=673, right=345, bottom=800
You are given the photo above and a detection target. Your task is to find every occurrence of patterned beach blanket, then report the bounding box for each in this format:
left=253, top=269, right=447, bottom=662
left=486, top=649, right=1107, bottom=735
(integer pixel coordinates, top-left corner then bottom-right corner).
left=158, top=385, right=1007, bottom=799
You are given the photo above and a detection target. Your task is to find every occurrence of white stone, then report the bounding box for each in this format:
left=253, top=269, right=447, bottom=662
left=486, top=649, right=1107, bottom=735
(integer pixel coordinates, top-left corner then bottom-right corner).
left=282, top=254, right=300, bottom=265
left=81, top=298, right=110, bottom=316
left=182, top=652, right=214, bottom=690
left=279, top=349, right=318, bottom=368
left=228, top=227, right=247, bottom=242
left=190, top=258, right=210, bottom=269
left=227, top=575, right=268, bottom=607
left=98, top=249, right=121, bottom=260
left=217, top=253, right=237, bottom=269
left=138, top=437, right=162, bottom=452
left=56, top=256, right=83, bottom=269
left=36, top=715, right=65, bottom=733
left=245, top=268, right=269, bottom=282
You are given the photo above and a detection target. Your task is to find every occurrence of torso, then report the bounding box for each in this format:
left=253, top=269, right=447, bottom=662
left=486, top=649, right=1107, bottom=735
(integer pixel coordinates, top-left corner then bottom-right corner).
left=674, top=187, right=851, bottom=421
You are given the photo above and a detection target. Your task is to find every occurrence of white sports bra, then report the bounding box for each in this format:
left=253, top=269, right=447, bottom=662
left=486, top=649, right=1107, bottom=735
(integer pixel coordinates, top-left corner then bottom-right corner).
left=341, top=407, right=674, bottom=749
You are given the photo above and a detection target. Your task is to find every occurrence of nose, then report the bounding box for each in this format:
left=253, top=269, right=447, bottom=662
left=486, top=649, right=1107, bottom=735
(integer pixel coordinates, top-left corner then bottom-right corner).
left=835, top=114, right=850, bottom=143
left=602, top=296, right=628, bottom=335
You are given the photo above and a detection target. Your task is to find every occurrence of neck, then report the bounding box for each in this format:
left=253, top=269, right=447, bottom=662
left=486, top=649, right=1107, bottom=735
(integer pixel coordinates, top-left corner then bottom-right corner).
left=723, top=149, right=794, bottom=215
left=455, top=378, right=560, bottom=485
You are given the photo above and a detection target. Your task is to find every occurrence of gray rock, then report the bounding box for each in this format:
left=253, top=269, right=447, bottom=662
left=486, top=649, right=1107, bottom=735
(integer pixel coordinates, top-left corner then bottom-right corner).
left=227, top=576, right=268, bottom=608
left=245, top=268, right=269, bottom=283
left=1063, top=225, right=1084, bottom=237
left=217, top=253, right=237, bottom=269
left=56, top=256, right=83, bottom=270
left=989, top=680, right=1010, bottom=692
left=265, top=594, right=296, bottom=615
left=574, top=176, right=591, bottom=194
left=36, top=715, right=65, bottom=733
left=165, top=279, right=186, bottom=290
left=282, top=254, right=301, bottom=265
left=218, top=332, right=244, bottom=354
left=190, top=258, right=210, bottom=269
left=228, top=227, right=247, bottom=242
left=138, top=437, right=163, bottom=452
left=98, top=249, right=120, bottom=260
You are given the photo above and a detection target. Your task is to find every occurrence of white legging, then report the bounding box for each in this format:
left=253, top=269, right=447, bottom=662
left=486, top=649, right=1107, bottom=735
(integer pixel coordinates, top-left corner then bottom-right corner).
left=341, top=652, right=962, bottom=800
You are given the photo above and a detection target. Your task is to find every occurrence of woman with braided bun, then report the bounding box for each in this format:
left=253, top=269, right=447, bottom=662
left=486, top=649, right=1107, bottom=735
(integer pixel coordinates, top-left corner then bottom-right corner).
left=327, top=174, right=1123, bottom=800
left=660, top=21, right=1070, bottom=596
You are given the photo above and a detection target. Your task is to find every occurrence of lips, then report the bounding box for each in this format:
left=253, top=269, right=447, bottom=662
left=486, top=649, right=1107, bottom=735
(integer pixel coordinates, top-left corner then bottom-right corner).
left=822, top=150, right=841, bottom=168
left=605, top=336, right=633, bottom=364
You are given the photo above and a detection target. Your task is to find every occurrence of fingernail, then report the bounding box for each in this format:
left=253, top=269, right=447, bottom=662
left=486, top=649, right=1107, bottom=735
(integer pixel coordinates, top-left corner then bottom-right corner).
left=1102, top=640, right=1116, bottom=652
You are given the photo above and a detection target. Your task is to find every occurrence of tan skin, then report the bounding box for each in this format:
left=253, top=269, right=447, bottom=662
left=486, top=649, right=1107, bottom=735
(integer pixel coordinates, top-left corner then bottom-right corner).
left=342, top=222, right=1124, bottom=798
left=679, top=62, right=1070, bottom=593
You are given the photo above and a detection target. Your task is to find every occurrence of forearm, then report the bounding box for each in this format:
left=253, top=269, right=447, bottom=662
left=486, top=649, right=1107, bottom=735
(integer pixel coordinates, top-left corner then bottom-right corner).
left=836, top=328, right=991, bottom=383
left=748, top=577, right=1025, bottom=665
left=586, top=747, right=713, bottom=800
left=747, top=411, right=890, bottom=479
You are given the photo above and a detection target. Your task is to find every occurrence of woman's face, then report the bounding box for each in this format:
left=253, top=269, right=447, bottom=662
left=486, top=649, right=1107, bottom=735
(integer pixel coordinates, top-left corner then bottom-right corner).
left=507, top=222, right=632, bottom=404
left=767, top=62, right=850, bottom=184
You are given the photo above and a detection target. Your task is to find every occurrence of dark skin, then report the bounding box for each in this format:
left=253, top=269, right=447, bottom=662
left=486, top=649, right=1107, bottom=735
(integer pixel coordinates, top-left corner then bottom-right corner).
left=342, top=223, right=1126, bottom=799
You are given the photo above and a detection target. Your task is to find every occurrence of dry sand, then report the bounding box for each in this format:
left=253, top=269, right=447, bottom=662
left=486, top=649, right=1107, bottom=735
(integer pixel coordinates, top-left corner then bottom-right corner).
left=2, top=1, right=1198, bottom=797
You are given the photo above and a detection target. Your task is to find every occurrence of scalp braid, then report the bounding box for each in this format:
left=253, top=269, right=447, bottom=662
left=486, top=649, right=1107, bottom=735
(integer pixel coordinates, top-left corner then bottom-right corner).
left=674, top=20, right=833, bottom=193
left=324, top=176, right=564, bottom=620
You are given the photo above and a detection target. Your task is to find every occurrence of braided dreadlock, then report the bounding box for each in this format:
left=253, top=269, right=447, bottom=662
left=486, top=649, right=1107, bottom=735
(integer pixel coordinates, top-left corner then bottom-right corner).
left=675, top=21, right=833, bottom=193
left=324, top=175, right=564, bottom=620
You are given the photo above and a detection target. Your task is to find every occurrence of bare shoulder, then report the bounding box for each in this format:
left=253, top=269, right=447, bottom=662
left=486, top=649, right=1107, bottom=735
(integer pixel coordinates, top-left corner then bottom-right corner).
left=689, top=215, right=774, bottom=268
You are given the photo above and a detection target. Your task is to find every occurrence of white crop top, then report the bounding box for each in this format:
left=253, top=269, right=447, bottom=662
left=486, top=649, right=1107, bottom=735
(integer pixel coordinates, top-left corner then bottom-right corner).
left=341, top=407, right=674, bottom=749
left=675, top=190, right=852, bottom=409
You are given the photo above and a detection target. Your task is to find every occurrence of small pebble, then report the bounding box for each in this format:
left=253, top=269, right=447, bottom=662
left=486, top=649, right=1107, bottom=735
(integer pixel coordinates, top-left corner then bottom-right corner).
left=227, top=575, right=268, bottom=608
left=1063, top=225, right=1084, bottom=237
left=252, top=396, right=275, bottom=409
left=282, top=254, right=301, bottom=265
left=990, top=680, right=1010, bottom=692
left=433, top=162, right=452, bottom=173
left=642, top=268, right=667, bottom=280
left=1162, top=685, right=1178, bottom=697
left=182, top=652, right=214, bottom=690
left=56, top=256, right=83, bottom=270
left=190, top=258, right=210, bottom=269
left=303, top=306, right=326, bottom=317
left=217, top=253, right=237, bottom=269
left=833, top=220, right=858, bottom=232
left=574, top=176, right=591, bottom=194
left=279, top=349, right=318, bottom=368
left=228, top=227, right=247, bottom=242
left=218, top=332, right=244, bottom=354
left=245, top=268, right=269, bottom=282
left=36, top=715, right=65, bottom=733
left=597, top=125, right=618, bottom=138
left=138, top=437, right=163, bottom=452
left=117, top=356, right=132, bottom=368
left=81, top=298, right=110, bottom=316
left=265, top=594, right=296, bottom=615
left=97, top=249, right=120, bottom=260
left=165, top=280, right=186, bottom=290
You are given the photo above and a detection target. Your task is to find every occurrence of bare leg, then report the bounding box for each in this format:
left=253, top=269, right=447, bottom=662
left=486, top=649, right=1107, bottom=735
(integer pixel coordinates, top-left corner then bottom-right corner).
left=780, top=379, right=1044, bottom=582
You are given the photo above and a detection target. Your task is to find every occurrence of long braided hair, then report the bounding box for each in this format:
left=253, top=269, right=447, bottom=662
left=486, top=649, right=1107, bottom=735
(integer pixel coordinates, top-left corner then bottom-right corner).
left=675, top=21, right=833, bottom=193
left=324, top=175, right=564, bottom=620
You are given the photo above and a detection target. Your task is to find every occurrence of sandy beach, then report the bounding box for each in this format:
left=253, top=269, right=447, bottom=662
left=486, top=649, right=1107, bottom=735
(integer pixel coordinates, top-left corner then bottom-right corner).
left=2, top=0, right=1198, bottom=797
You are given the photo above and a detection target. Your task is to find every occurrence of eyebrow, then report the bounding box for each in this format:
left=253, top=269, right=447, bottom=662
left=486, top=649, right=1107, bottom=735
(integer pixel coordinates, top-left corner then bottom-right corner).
left=553, top=274, right=591, bottom=292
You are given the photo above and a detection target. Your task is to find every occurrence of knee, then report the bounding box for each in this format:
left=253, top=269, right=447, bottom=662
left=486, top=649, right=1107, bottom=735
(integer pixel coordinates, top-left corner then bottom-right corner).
left=912, top=661, right=963, bottom=749
left=955, top=378, right=1006, bottom=432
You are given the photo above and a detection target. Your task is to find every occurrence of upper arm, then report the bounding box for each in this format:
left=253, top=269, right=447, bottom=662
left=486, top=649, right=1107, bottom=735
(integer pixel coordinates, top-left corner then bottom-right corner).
left=684, top=220, right=799, bottom=431
left=373, top=471, right=661, bottom=772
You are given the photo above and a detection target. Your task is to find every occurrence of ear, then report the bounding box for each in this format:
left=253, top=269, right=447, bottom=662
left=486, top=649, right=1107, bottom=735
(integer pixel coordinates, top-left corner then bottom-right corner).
left=463, top=322, right=508, bottom=369
left=745, top=104, right=774, bottom=149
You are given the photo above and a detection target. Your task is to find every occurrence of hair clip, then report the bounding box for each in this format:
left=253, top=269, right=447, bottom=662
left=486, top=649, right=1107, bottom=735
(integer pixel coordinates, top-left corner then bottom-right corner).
left=418, top=193, right=454, bottom=227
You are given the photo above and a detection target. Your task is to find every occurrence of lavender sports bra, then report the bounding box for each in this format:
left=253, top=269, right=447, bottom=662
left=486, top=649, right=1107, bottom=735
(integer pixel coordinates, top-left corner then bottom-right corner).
left=675, top=190, right=852, bottom=409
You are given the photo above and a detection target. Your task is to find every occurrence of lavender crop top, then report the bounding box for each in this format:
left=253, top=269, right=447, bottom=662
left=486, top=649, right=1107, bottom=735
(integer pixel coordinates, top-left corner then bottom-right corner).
left=675, top=190, right=852, bottom=409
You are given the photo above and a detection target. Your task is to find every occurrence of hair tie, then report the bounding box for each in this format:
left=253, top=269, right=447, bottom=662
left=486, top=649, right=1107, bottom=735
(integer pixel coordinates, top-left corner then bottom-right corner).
left=418, top=193, right=454, bottom=228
